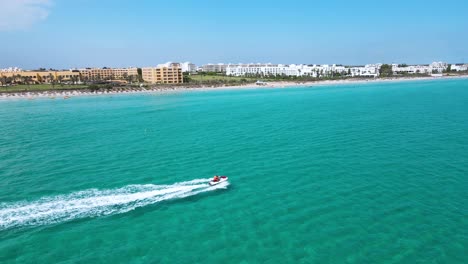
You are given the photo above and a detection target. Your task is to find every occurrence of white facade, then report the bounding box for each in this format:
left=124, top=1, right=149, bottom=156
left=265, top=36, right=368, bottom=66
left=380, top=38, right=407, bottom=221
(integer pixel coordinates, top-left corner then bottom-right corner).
left=451, top=64, right=468, bottom=71
left=392, top=64, right=431, bottom=74
left=348, top=64, right=381, bottom=77
left=226, top=64, right=300, bottom=76
left=1, top=67, right=22, bottom=73
left=392, top=62, right=448, bottom=74
left=226, top=63, right=352, bottom=77
left=430, top=62, right=448, bottom=73
left=180, top=62, right=197, bottom=73
left=201, top=63, right=231, bottom=72
left=157, top=62, right=181, bottom=68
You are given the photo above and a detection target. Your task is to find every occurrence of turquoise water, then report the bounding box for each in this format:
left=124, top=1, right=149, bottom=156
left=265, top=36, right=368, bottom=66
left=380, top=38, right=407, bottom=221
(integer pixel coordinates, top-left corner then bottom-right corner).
left=0, top=79, right=467, bottom=263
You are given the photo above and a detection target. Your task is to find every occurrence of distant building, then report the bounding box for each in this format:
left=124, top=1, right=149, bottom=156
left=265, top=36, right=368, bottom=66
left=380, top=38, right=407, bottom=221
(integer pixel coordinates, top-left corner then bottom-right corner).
left=201, top=63, right=232, bottom=72
left=451, top=64, right=468, bottom=71
left=430, top=62, right=448, bottom=73
left=141, top=63, right=183, bottom=84
left=349, top=64, right=382, bottom=77
left=392, top=64, right=431, bottom=74
left=0, top=67, right=22, bottom=73
left=391, top=62, right=448, bottom=74
left=0, top=70, right=80, bottom=83
left=227, top=63, right=295, bottom=76
left=226, top=63, right=360, bottom=77
left=79, top=67, right=138, bottom=80
left=180, top=62, right=197, bottom=73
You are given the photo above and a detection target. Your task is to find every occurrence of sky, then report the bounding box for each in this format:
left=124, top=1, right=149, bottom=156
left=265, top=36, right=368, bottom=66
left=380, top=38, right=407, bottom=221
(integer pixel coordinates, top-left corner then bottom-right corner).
left=1, top=0, right=468, bottom=69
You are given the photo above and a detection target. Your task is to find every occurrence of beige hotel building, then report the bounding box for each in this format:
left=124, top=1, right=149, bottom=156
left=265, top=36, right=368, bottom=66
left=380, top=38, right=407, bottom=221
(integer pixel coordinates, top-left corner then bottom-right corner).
left=79, top=67, right=138, bottom=80
left=142, top=63, right=183, bottom=84
left=0, top=70, right=80, bottom=83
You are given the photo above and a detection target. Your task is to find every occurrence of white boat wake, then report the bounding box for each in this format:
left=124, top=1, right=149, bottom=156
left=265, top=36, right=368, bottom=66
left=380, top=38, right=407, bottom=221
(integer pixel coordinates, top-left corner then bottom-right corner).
left=0, top=178, right=229, bottom=230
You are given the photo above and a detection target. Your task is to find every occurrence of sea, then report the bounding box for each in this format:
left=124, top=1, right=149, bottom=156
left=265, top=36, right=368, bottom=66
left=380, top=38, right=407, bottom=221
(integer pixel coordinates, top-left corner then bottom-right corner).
left=0, top=79, right=467, bottom=263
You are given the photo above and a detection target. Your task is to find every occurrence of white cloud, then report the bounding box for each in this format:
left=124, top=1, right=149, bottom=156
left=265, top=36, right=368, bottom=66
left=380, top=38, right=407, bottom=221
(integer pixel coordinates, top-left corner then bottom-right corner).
left=0, top=0, right=52, bottom=31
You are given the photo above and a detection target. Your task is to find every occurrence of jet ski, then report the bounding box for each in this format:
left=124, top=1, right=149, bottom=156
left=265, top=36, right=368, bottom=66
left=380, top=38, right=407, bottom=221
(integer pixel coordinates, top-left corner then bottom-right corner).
left=209, top=176, right=228, bottom=186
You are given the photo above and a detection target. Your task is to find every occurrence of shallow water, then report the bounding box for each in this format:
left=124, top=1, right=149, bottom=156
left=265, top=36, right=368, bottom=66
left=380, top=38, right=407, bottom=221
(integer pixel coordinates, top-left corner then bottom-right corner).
left=1, top=79, right=467, bottom=263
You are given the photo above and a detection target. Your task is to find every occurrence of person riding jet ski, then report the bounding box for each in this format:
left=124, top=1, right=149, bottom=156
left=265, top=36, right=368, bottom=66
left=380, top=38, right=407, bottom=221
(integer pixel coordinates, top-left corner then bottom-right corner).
left=213, top=175, right=220, bottom=182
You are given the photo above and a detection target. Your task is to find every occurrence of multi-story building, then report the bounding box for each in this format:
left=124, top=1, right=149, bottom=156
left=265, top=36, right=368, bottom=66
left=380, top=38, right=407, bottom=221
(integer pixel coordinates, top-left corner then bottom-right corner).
left=226, top=63, right=359, bottom=77
left=78, top=67, right=138, bottom=80
left=141, top=63, right=183, bottom=84
left=349, top=64, right=381, bottom=77
left=0, top=70, right=80, bottom=83
left=201, top=63, right=233, bottom=72
left=227, top=63, right=295, bottom=76
left=451, top=64, right=468, bottom=71
left=391, top=62, right=448, bottom=74
left=430, top=62, right=448, bottom=73
left=180, top=62, right=197, bottom=73
left=392, top=64, right=431, bottom=74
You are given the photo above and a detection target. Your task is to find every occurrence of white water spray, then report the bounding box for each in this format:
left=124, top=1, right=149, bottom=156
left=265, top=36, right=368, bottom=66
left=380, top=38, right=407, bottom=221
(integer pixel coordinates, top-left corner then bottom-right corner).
left=0, top=178, right=229, bottom=230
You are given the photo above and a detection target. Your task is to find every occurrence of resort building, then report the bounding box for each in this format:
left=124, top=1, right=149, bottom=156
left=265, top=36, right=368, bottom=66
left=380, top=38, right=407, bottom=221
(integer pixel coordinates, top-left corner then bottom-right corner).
left=180, top=62, right=197, bottom=73
left=430, top=62, right=448, bottom=73
left=78, top=67, right=138, bottom=80
left=1, top=67, right=22, bottom=73
left=141, top=63, right=183, bottom=84
left=227, top=63, right=297, bottom=76
left=451, top=64, right=468, bottom=71
left=391, top=62, right=448, bottom=75
left=201, top=63, right=234, bottom=72
left=226, top=63, right=359, bottom=77
left=349, top=64, right=382, bottom=77
left=0, top=70, right=80, bottom=83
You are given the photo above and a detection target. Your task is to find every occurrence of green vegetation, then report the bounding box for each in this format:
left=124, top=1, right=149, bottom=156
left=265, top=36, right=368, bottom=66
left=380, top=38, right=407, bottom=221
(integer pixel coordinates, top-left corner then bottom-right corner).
left=443, top=64, right=452, bottom=73
left=137, top=68, right=143, bottom=82
left=188, top=74, right=256, bottom=83
left=2, top=84, right=91, bottom=93
left=185, top=71, right=358, bottom=85
left=379, top=64, right=393, bottom=77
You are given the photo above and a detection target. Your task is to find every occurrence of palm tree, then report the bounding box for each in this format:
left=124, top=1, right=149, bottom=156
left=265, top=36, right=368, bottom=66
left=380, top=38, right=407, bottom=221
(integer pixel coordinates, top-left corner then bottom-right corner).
left=48, top=73, right=55, bottom=89
left=14, top=74, right=21, bottom=84
left=25, top=76, right=33, bottom=90
left=47, top=73, right=54, bottom=83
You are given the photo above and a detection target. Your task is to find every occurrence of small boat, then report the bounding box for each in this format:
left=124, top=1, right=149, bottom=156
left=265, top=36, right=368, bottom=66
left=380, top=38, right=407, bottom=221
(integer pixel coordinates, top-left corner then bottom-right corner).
left=209, top=176, right=228, bottom=186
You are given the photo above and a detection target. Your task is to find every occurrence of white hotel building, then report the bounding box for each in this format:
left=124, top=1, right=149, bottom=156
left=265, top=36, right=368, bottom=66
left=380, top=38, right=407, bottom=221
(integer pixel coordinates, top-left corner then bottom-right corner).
left=392, top=62, right=448, bottom=74
left=180, top=62, right=197, bottom=73
left=226, top=64, right=301, bottom=76
left=451, top=64, right=468, bottom=71
left=1, top=67, right=23, bottom=73
left=226, top=63, right=380, bottom=77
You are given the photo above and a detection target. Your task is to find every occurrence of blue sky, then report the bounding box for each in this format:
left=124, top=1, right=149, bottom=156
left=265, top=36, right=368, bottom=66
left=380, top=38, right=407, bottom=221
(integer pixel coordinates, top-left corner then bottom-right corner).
left=1, top=0, right=468, bottom=69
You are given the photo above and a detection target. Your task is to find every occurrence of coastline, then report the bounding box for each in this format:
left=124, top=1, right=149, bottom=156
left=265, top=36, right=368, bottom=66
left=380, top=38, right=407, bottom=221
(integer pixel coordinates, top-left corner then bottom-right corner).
left=1, top=75, right=467, bottom=100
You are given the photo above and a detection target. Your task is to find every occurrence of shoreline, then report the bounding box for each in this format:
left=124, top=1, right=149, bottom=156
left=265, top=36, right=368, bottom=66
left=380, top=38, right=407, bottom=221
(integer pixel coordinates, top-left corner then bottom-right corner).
left=1, top=75, right=467, bottom=100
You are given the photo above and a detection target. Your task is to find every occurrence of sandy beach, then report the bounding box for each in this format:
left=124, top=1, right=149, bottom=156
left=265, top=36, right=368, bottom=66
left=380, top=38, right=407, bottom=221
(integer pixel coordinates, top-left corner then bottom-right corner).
left=1, top=75, right=467, bottom=100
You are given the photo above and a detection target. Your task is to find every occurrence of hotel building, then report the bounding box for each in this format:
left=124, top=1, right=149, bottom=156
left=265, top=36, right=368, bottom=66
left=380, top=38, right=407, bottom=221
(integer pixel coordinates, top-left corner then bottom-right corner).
left=226, top=63, right=369, bottom=77
left=180, top=62, right=197, bottom=73
left=201, top=63, right=235, bottom=72
left=0, top=70, right=80, bottom=83
left=451, top=64, right=468, bottom=71
left=78, top=67, right=138, bottom=80
left=392, top=62, right=448, bottom=74
left=141, top=63, right=183, bottom=84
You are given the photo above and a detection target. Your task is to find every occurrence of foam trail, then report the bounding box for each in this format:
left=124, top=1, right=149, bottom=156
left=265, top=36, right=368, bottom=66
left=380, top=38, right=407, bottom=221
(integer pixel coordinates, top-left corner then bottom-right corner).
left=0, top=179, right=229, bottom=230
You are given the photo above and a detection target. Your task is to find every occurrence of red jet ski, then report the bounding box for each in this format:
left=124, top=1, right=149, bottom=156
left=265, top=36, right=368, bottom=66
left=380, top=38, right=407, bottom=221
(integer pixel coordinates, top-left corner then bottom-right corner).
left=209, top=176, right=228, bottom=186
